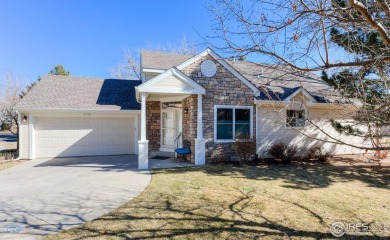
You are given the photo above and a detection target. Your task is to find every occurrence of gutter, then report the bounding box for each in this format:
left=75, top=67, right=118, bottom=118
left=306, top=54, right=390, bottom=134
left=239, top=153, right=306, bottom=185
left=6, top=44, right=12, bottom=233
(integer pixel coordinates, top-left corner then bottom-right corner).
left=254, top=99, right=354, bottom=109
left=14, top=108, right=141, bottom=114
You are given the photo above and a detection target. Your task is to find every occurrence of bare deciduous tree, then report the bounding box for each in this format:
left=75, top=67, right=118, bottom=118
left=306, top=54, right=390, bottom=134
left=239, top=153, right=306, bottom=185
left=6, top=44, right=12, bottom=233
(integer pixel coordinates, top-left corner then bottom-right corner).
left=209, top=0, right=390, bottom=152
left=110, top=36, right=197, bottom=80
left=0, top=72, right=23, bottom=154
left=109, top=48, right=141, bottom=80
left=209, top=0, right=390, bottom=70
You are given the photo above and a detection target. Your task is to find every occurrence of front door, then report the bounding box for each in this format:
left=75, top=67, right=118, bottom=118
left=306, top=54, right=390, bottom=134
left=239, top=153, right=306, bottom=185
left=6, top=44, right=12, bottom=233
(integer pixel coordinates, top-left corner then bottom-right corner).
left=161, top=109, right=176, bottom=150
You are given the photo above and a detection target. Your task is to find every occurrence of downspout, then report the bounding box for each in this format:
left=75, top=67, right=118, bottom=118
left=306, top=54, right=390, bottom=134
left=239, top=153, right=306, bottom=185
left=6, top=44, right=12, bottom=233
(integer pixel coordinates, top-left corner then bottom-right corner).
left=135, top=87, right=142, bottom=104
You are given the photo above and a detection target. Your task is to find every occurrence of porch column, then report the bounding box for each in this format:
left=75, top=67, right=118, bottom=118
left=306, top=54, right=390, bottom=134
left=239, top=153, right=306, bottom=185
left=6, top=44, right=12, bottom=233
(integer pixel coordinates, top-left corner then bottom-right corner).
left=138, top=92, right=149, bottom=169
left=195, top=94, right=205, bottom=165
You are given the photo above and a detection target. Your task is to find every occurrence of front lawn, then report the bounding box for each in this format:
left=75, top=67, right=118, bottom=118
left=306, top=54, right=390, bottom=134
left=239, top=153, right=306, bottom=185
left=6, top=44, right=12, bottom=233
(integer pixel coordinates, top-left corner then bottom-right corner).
left=46, top=164, right=390, bottom=239
left=0, top=160, right=23, bottom=171
left=0, top=149, right=19, bottom=171
left=0, top=141, right=16, bottom=150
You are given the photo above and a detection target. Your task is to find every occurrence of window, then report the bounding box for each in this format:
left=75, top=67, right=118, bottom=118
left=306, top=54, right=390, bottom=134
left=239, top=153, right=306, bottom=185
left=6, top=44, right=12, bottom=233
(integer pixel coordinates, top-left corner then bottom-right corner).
left=215, top=106, right=252, bottom=141
left=216, top=108, right=233, bottom=139
left=235, top=109, right=251, bottom=137
left=286, top=110, right=305, bottom=127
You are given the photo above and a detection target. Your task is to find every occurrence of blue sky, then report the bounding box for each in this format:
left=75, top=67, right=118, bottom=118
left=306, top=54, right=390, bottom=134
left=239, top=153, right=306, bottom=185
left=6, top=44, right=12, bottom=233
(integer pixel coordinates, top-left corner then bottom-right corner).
left=0, top=0, right=214, bottom=84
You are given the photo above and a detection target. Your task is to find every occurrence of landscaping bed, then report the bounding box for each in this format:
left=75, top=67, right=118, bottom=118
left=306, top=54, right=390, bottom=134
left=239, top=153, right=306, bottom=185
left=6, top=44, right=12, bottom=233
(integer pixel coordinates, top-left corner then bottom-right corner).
left=0, top=149, right=22, bottom=171
left=0, top=160, right=24, bottom=171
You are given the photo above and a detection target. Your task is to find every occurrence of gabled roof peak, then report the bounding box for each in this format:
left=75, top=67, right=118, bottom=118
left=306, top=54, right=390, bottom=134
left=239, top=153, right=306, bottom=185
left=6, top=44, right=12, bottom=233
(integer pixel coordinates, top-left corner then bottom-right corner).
left=141, top=51, right=193, bottom=70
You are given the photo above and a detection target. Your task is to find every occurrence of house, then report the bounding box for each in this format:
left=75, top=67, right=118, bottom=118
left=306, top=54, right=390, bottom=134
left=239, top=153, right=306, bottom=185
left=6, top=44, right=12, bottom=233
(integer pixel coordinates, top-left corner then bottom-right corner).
left=15, top=48, right=366, bottom=169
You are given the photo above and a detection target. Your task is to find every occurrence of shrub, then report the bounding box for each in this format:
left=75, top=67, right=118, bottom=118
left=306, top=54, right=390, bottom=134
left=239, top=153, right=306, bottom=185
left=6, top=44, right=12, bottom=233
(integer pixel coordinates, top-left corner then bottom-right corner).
left=0, top=150, right=16, bottom=161
left=374, top=150, right=388, bottom=160
left=268, top=142, right=297, bottom=164
left=232, top=134, right=257, bottom=165
left=306, top=146, right=329, bottom=162
left=210, top=150, right=229, bottom=164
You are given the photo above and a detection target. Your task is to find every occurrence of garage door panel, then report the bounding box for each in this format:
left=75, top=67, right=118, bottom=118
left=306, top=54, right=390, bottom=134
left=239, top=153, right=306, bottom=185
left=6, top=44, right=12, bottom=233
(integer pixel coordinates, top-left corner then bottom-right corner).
left=51, top=147, right=63, bottom=155
left=89, top=119, right=99, bottom=127
left=123, top=125, right=132, bottom=132
left=88, top=135, right=100, bottom=144
left=51, top=137, right=64, bottom=145
left=75, top=146, right=88, bottom=154
left=112, top=137, right=124, bottom=145
left=77, top=130, right=90, bottom=138
left=65, top=138, right=78, bottom=145
left=63, top=120, right=76, bottom=129
left=86, top=146, right=97, bottom=153
left=112, top=146, right=122, bottom=153
left=64, top=133, right=77, bottom=139
left=35, top=117, right=136, bottom=158
left=37, top=130, right=50, bottom=137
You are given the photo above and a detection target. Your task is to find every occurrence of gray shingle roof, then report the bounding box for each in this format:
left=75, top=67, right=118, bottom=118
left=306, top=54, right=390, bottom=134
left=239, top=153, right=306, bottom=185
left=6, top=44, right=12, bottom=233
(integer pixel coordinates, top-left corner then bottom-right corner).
left=141, top=51, right=193, bottom=70
left=15, top=75, right=141, bottom=111
left=226, top=60, right=342, bottom=103
left=141, top=51, right=341, bottom=103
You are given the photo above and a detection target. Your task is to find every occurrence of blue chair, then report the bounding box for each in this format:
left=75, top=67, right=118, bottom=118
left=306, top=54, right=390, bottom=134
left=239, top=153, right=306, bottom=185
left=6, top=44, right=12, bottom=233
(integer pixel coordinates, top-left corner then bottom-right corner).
left=174, top=133, right=191, bottom=163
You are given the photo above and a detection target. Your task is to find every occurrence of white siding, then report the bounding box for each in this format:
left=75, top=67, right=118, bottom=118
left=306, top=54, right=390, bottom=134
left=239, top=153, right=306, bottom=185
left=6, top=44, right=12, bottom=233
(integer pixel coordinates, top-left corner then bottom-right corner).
left=152, top=75, right=196, bottom=93
left=145, top=72, right=159, bottom=81
left=20, top=121, right=29, bottom=159
left=257, top=105, right=370, bottom=157
left=154, top=75, right=189, bottom=88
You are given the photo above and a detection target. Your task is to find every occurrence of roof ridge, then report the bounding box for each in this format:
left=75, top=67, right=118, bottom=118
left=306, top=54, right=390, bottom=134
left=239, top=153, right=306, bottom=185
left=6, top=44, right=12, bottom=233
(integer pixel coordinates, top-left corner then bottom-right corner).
left=140, top=50, right=193, bottom=57
left=227, top=59, right=278, bottom=68
left=42, top=75, right=141, bottom=81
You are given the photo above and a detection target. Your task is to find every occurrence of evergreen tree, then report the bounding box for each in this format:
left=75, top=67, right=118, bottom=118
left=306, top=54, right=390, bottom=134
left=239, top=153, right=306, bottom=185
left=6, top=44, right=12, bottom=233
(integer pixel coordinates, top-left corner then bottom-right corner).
left=49, top=64, right=70, bottom=76
left=322, top=0, right=390, bottom=147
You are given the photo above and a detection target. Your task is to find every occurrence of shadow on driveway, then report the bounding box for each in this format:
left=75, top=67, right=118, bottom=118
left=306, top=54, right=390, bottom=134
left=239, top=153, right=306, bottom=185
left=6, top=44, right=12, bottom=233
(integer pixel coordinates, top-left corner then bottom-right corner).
left=0, top=155, right=150, bottom=239
left=35, top=155, right=138, bottom=172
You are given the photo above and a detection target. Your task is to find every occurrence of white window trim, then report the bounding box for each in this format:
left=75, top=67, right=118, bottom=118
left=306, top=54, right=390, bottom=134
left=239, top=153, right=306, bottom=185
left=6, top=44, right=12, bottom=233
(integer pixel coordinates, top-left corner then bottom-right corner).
left=214, top=105, right=253, bottom=143
left=284, top=105, right=307, bottom=129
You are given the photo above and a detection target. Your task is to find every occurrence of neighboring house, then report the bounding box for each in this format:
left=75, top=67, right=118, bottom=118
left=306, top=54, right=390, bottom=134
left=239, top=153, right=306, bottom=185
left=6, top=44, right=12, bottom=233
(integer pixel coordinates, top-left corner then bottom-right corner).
left=15, top=48, right=366, bottom=169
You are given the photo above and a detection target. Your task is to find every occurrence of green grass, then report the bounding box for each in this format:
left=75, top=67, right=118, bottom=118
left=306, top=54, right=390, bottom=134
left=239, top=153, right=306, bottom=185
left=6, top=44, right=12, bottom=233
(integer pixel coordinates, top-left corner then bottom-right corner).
left=45, top=164, right=390, bottom=239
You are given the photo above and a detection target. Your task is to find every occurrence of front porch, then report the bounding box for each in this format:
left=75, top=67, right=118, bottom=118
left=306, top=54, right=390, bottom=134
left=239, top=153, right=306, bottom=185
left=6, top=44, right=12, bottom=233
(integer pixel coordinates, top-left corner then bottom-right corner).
left=136, top=67, right=207, bottom=169
left=149, top=151, right=194, bottom=169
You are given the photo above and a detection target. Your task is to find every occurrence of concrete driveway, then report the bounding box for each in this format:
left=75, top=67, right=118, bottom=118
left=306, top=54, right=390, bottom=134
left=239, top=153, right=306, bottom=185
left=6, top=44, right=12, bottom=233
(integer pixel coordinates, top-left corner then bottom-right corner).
left=0, top=155, right=150, bottom=240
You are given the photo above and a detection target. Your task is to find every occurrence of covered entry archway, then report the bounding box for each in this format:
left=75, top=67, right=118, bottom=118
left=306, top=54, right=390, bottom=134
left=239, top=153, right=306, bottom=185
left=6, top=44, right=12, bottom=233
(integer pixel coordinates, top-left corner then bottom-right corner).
left=136, top=67, right=206, bottom=169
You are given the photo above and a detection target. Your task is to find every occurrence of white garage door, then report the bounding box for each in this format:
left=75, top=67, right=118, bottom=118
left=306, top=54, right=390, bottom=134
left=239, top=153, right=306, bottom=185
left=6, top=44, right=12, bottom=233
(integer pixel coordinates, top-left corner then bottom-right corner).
left=35, top=117, right=136, bottom=158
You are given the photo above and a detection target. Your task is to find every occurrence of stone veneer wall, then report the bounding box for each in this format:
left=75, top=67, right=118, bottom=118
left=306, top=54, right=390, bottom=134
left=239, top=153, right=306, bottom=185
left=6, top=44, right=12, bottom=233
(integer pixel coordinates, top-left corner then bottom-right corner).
left=146, top=101, right=160, bottom=151
left=182, top=95, right=197, bottom=163
left=181, top=56, right=255, bottom=162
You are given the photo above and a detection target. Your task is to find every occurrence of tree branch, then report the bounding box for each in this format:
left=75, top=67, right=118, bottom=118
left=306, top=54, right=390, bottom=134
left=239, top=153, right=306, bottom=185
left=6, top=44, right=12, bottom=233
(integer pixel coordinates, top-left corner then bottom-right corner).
left=348, top=0, right=390, bottom=46
left=378, top=0, right=390, bottom=19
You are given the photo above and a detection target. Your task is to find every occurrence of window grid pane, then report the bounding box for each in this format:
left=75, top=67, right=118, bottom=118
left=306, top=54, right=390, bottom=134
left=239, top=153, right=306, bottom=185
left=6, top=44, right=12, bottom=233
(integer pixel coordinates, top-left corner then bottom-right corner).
left=296, top=110, right=305, bottom=127
left=235, top=109, right=250, bottom=123
left=286, top=110, right=305, bottom=127
left=216, top=107, right=251, bottom=140
left=217, top=109, right=233, bottom=139
left=217, top=124, right=233, bottom=139
left=217, top=109, right=233, bottom=122
left=235, top=124, right=250, bottom=138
